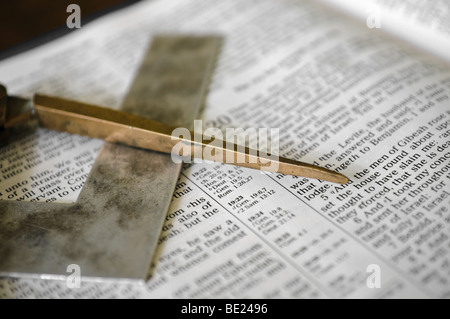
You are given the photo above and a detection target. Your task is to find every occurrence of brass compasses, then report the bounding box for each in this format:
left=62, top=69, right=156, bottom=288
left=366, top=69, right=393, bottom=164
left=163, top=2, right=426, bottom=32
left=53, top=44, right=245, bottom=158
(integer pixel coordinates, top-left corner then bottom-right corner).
left=0, top=36, right=347, bottom=282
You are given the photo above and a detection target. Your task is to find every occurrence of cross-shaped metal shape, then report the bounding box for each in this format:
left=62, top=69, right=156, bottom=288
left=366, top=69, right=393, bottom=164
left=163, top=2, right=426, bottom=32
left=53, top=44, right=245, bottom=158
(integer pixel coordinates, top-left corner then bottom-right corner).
left=0, top=36, right=222, bottom=282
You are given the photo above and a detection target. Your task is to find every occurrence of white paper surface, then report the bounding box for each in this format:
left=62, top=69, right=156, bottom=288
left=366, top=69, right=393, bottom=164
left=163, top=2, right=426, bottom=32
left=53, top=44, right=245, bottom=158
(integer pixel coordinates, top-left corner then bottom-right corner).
left=0, top=0, right=449, bottom=299
left=317, top=0, right=450, bottom=62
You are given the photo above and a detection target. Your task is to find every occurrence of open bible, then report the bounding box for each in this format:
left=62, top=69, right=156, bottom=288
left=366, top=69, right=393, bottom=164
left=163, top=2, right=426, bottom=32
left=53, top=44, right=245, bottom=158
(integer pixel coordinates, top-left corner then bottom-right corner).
left=0, top=0, right=449, bottom=298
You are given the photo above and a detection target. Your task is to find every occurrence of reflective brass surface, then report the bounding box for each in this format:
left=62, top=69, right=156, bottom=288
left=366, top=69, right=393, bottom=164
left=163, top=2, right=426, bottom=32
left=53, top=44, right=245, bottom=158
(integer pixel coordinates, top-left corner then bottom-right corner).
left=34, top=94, right=349, bottom=184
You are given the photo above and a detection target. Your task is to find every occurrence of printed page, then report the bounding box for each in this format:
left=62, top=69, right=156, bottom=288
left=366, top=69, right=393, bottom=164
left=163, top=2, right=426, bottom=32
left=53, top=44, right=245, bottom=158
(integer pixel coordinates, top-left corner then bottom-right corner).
left=317, top=0, right=450, bottom=62
left=1, top=0, right=449, bottom=299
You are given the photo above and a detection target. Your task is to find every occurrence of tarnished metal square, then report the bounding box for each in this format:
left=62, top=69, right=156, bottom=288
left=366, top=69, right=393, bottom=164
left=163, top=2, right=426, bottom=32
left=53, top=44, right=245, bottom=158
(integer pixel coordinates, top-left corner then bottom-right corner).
left=0, top=36, right=222, bottom=282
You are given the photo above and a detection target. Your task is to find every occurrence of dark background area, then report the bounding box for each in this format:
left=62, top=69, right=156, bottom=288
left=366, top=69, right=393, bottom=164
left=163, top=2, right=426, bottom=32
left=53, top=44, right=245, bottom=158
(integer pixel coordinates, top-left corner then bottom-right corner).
left=0, top=0, right=140, bottom=59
